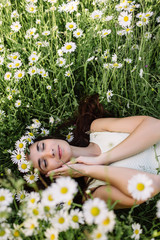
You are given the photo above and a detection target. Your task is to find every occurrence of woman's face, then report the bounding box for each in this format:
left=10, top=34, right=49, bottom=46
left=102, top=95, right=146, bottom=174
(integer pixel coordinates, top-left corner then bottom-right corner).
left=28, top=139, right=72, bottom=174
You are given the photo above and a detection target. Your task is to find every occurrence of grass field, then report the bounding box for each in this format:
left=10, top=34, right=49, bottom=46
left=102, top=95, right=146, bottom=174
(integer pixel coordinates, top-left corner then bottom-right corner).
left=0, top=0, right=160, bottom=239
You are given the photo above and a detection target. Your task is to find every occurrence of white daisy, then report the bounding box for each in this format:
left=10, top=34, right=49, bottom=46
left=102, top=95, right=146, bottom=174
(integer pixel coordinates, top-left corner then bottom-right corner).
left=11, top=21, right=22, bottom=32
left=16, top=190, right=29, bottom=203
left=18, top=160, right=31, bottom=173
left=44, top=227, right=59, bottom=240
left=14, top=70, right=25, bottom=80
left=24, top=172, right=39, bottom=184
left=101, top=29, right=111, bottom=37
left=117, top=30, right=125, bottom=36
left=111, top=62, right=123, bottom=68
left=11, top=10, right=19, bottom=18
left=15, top=99, right=21, bottom=108
left=42, top=30, right=50, bottom=36
left=66, top=1, right=78, bottom=14
left=56, top=57, right=66, bottom=67
left=26, top=192, right=40, bottom=207
left=105, top=15, right=113, bottom=21
left=26, top=3, right=37, bottom=13
left=46, top=85, right=51, bottom=90
left=62, top=42, right=76, bottom=53
left=136, top=21, right=143, bottom=27
left=131, top=223, right=142, bottom=240
left=53, top=176, right=78, bottom=203
left=41, top=71, right=48, bottom=78
left=139, top=68, right=143, bottom=78
left=0, top=56, right=4, bottom=65
left=66, top=21, right=77, bottom=31
left=83, top=198, right=108, bottom=225
left=49, top=116, right=54, bottom=124
left=11, top=149, right=25, bottom=164
left=65, top=70, right=71, bottom=77
left=90, top=227, right=107, bottom=240
left=118, top=11, right=132, bottom=27
left=0, top=188, right=13, bottom=207
left=52, top=209, right=70, bottom=232
left=13, top=59, right=22, bottom=68
left=66, top=132, right=74, bottom=142
left=28, top=66, right=37, bottom=76
left=145, top=12, right=154, bottom=18
left=15, top=139, right=26, bottom=150
left=7, top=95, right=13, bottom=100
left=128, top=174, right=154, bottom=201
left=23, top=218, right=39, bottom=236
left=28, top=54, right=39, bottom=63
left=0, top=44, right=4, bottom=52
left=41, top=185, right=58, bottom=207
left=100, top=210, right=116, bottom=233
left=36, top=19, right=41, bottom=24
left=87, top=56, right=95, bottom=62
left=124, top=58, right=132, bottom=63
left=0, top=223, right=11, bottom=240
left=144, top=32, right=152, bottom=39
left=91, top=10, right=103, bottom=20
left=41, top=128, right=49, bottom=135
left=156, top=16, right=160, bottom=23
left=4, top=72, right=12, bottom=80
left=70, top=209, right=84, bottom=229
left=73, top=28, right=83, bottom=38
left=106, top=90, right=113, bottom=102
left=57, top=49, right=63, bottom=56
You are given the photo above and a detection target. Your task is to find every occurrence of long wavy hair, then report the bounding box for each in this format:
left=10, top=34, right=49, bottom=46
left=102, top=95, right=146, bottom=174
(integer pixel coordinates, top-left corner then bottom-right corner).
left=32, top=94, right=113, bottom=204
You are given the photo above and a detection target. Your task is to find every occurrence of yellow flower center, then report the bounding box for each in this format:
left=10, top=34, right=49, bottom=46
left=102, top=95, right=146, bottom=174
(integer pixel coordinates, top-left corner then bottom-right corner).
left=32, top=70, right=35, bottom=73
left=72, top=215, right=79, bottom=222
left=113, top=63, right=119, bottom=67
left=20, top=194, right=25, bottom=199
left=69, top=24, right=73, bottom=28
left=21, top=164, right=27, bottom=170
left=103, top=217, right=110, bottom=225
left=136, top=183, right=145, bottom=191
left=13, top=230, right=20, bottom=237
left=33, top=209, right=39, bottom=215
left=48, top=195, right=53, bottom=201
left=58, top=217, right=64, bottom=224
left=96, top=233, right=102, bottom=238
left=94, top=15, right=99, bottom=18
left=50, top=234, right=55, bottom=240
left=124, top=16, right=129, bottom=22
left=18, top=73, right=22, bottom=78
left=32, top=58, right=36, bottom=61
left=126, top=28, right=130, bottom=32
left=30, top=224, right=35, bottom=229
left=143, top=18, right=147, bottom=22
left=0, top=230, right=5, bottom=236
left=15, top=25, right=19, bottom=28
left=104, top=32, right=108, bottom=35
left=29, top=7, right=34, bottom=12
left=30, top=31, right=34, bottom=35
left=77, top=32, right=80, bottom=35
left=0, top=196, right=5, bottom=201
left=30, top=175, right=35, bottom=180
left=139, top=14, right=142, bottom=18
left=60, top=187, right=68, bottom=194
left=66, top=45, right=72, bottom=50
left=6, top=74, right=10, bottom=78
left=19, top=143, right=23, bottom=148
left=90, top=207, right=100, bottom=216
left=135, top=229, right=139, bottom=234
left=16, top=154, right=21, bottom=160
left=30, top=198, right=35, bottom=203
left=44, top=206, right=50, bottom=212
left=146, top=14, right=150, bottom=17
left=60, top=61, right=63, bottom=64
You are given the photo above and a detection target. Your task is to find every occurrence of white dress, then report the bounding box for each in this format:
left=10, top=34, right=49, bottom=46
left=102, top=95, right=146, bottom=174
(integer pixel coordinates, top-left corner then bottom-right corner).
left=88, top=131, right=160, bottom=189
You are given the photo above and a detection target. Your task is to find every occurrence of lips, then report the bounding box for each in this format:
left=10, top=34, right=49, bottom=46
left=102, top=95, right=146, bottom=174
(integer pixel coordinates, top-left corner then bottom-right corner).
left=58, top=145, right=62, bottom=159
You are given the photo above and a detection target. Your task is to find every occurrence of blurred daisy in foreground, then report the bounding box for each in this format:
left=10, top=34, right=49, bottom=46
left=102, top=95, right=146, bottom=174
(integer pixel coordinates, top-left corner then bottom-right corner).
left=44, top=227, right=59, bottom=240
left=83, top=198, right=108, bottom=225
left=23, top=218, right=39, bottom=236
left=90, top=227, right=107, bottom=240
left=69, top=209, right=84, bottom=229
left=42, top=31, right=50, bottom=36
left=66, top=132, right=74, bottom=142
left=16, top=190, right=29, bottom=203
left=0, top=188, right=13, bottom=207
left=0, top=56, right=4, bottom=65
left=0, top=44, right=4, bottom=52
left=0, top=223, right=11, bottom=240
left=52, top=209, right=70, bottom=231
left=100, top=210, right=116, bottom=233
left=131, top=223, right=142, bottom=240
left=128, top=174, right=154, bottom=201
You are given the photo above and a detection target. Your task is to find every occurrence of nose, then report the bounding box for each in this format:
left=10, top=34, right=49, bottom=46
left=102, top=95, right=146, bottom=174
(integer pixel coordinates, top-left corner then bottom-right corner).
left=42, top=149, right=55, bottom=158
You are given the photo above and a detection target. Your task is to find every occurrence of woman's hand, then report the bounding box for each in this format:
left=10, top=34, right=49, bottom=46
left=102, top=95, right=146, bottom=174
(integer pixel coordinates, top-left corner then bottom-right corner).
left=46, top=163, right=86, bottom=178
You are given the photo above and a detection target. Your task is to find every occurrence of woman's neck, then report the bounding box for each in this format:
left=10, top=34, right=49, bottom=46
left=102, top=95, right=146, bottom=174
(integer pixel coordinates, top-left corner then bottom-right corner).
left=70, top=143, right=101, bottom=158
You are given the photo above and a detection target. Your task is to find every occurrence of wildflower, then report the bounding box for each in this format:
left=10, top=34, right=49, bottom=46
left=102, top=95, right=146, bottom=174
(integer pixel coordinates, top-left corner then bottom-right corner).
left=131, top=223, right=142, bottom=240
left=26, top=192, right=40, bottom=207
left=87, top=56, right=95, bottom=62
left=36, top=19, right=41, bottom=24
left=53, top=177, right=78, bottom=203
left=66, top=132, right=74, bottom=142
left=57, top=49, right=63, bottom=56
left=0, top=44, right=4, bottom=52
left=0, top=188, right=13, bottom=207
left=103, top=63, right=110, bottom=69
left=144, top=32, right=152, bottom=39
left=106, top=90, right=113, bottom=102
left=70, top=209, right=84, bottom=229
left=105, top=15, right=113, bottom=21
left=118, top=11, right=132, bottom=27
left=41, top=185, right=58, bottom=207
left=26, top=3, right=37, bottom=13
left=73, top=28, right=83, bottom=38
left=112, top=53, right=117, bottom=62
left=111, top=62, right=123, bottom=68
left=65, top=70, right=71, bottom=77
left=13, top=59, right=22, bottom=68
left=124, top=58, right=132, bottom=63
left=28, top=54, right=39, bottom=63
left=66, top=22, right=77, bottom=31
left=44, top=227, right=59, bottom=240
left=62, top=42, right=76, bottom=53
left=46, top=85, right=51, bottom=90
left=91, top=10, right=103, bottom=20
left=156, top=16, right=160, bottom=23
left=24, top=172, right=39, bottom=184
left=11, top=149, right=25, bottom=164
left=156, top=200, right=160, bottom=218
left=4, top=72, right=12, bottom=80
left=40, top=128, right=49, bottom=136
left=136, top=21, right=143, bottom=27
left=42, top=31, right=50, bottom=36
left=7, top=95, right=13, bottom=100
left=16, top=190, right=29, bottom=202
left=15, top=139, right=26, bottom=151
left=49, top=116, right=54, bottom=124
left=0, top=223, right=11, bottom=240
left=11, top=21, right=22, bottom=32
left=18, top=160, right=31, bottom=173
left=52, top=209, right=70, bottom=231
left=128, top=174, right=154, bottom=201
left=14, top=70, right=25, bottom=80
left=123, top=26, right=133, bottom=34
left=100, top=210, right=116, bottom=233
left=66, top=1, right=78, bottom=14
left=90, top=227, right=107, bottom=240
left=11, top=10, right=19, bottom=18
left=0, top=56, right=4, bottom=65
left=145, top=12, right=154, bottom=18
left=83, top=198, right=108, bottom=224
left=117, top=30, right=125, bottom=36
left=23, top=218, right=39, bottom=236
left=139, top=69, right=143, bottom=78
left=28, top=66, right=37, bottom=76
left=57, top=57, right=66, bottom=67
left=15, top=99, right=21, bottom=108
left=101, top=29, right=111, bottom=37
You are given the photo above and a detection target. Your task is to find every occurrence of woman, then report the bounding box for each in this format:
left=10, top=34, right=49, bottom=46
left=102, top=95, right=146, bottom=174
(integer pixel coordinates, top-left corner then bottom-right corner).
left=28, top=94, right=160, bottom=209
